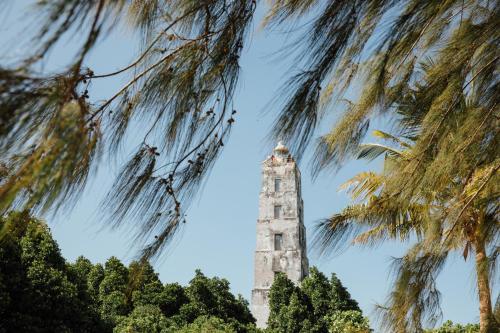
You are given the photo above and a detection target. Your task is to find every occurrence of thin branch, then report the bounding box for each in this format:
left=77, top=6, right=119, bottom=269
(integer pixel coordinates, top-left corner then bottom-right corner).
left=90, top=5, right=205, bottom=79
left=457, top=103, right=497, bottom=154
left=88, top=40, right=199, bottom=122
left=73, top=0, right=105, bottom=74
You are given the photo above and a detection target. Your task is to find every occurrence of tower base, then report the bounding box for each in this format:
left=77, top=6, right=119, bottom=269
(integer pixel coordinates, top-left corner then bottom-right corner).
left=251, top=288, right=270, bottom=328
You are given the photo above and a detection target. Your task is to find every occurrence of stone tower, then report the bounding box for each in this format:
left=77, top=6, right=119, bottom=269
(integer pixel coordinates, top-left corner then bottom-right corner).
left=251, top=142, right=309, bottom=328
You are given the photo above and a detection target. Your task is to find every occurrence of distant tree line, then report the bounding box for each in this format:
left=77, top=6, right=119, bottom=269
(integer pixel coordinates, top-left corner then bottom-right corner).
left=424, top=321, right=480, bottom=333
left=0, top=211, right=256, bottom=333
left=0, top=211, right=482, bottom=333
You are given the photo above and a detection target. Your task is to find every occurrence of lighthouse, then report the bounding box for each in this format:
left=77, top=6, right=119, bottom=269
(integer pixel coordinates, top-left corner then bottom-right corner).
left=251, top=142, right=309, bottom=328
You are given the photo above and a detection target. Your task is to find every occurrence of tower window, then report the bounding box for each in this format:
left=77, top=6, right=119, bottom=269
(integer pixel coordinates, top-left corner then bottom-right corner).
left=274, top=205, right=281, bottom=219
left=274, top=178, right=281, bottom=192
left=274, top=233, right=283, bottom=250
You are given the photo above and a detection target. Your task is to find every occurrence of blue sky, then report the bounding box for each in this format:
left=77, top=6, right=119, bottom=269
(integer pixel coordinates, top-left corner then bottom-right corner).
left=1, top=1, right=488, bottom=329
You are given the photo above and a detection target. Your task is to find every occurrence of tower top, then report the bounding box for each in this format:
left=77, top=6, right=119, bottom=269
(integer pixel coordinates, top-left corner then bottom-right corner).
left=270, top=141, right=292, bottom=162
left=274, top=141, right=289, bottom=154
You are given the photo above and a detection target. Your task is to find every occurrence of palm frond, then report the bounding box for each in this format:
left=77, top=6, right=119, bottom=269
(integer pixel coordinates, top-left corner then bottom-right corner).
left=378, top=242, right=447, bottom=332
left=339, top=171, right=383, bottom=200
left=372, top=130, right=412, bottom=148
left=357, top=143, right=403, bottom=161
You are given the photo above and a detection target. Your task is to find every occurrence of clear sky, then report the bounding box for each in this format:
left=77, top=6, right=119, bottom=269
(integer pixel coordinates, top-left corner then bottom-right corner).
left=1, top=2, right=489, bottom=329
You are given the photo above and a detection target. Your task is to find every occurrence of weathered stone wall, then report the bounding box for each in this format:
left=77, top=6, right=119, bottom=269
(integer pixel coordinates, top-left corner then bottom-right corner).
left=251, top=144, right=309, bottom=328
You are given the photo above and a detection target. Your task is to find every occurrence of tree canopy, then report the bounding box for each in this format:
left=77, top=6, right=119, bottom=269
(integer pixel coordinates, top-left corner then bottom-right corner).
left=0, top=211, right=257, bottom=333
left=267, top=268, right=370, bottom=333
left=314, top=124, right=498, bottom=331
left=0, top=211, right=104, bottom=332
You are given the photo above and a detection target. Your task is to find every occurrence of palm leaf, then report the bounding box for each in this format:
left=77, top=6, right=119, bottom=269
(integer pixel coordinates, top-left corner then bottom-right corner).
left=357, top=143, right=403, bottom=161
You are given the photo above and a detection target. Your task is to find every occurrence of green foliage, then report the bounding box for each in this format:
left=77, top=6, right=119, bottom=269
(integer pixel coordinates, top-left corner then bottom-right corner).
left=87, top=263, right=105, bottom=304
left=268, top=272, right=298, bottom=323
left=327, top=310, right=371, bottom=333
left=179, top=269, right=255, bottom=331
left=0, top=211, right=257, bottom=332
left=0, top=211, right=103, bottom=332
left=99, top=257, right=131, bottom=327
left=129, top=261, right=164, bottom=308
left=300, top=267, right=331, bottom=319
left=267, top=268, right=369, bottom=333
left=114, top=305, right=170, bottom=333
left=176, top=316, right=235, bottom=333
left=425, top=320, right=480, bottom=333
left=328, top=273, right=360, bottom=313
left=270, top=291, right=315, bottom=333
left=160, top=282, right=190, bottom=317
